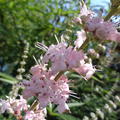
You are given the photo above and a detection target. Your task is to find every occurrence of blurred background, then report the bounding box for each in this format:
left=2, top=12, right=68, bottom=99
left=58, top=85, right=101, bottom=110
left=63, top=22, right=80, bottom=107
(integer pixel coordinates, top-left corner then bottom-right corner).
left=0, top=0, right=120, bottom=119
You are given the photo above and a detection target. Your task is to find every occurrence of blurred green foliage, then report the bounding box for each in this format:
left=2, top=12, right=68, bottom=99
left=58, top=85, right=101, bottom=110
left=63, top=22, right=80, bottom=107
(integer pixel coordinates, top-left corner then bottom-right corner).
left=0, top=0, right=120, bottom=120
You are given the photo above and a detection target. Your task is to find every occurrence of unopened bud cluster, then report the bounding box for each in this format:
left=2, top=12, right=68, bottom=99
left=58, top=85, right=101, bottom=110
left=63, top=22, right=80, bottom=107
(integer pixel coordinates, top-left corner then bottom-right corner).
left=16, top=40, right=29, bottom=80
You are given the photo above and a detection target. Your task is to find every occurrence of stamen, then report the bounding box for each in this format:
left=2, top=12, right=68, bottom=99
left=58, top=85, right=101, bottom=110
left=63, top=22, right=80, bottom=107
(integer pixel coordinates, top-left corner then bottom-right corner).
left=33, top=56, right=39, bottom=65
left=54, top=35, right=59, bottom=44
left=60, top=35, right=66, bottom=42
left=70, top=94, right=80, bottom=99
left=69, top=91, right=77, bottom=95
left=35, top=42, right=48, bottom=51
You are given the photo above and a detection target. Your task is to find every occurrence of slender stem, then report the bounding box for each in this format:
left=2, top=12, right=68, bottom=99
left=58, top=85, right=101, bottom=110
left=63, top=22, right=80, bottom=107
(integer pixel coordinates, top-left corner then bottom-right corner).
left=30, top=100, right=38, bottom=111
left=104, top=2, right=120, bottom=21
left=54, top=71, right=64, bottom=81
left=104, top=8, right=117, bottom=21
left=78, top=38, right=89, bottom=50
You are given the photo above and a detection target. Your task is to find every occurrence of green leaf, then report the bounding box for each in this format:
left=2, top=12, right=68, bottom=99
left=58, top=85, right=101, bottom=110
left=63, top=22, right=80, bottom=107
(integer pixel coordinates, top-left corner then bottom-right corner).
left=0, top=78, right=17, bottom=84
left=68, top=102, right=84, bottom=108
left=48, top=109, right=79, bottom=120
left=0, top=72, right=18, bottom=84
left=92, top=76, right=104, bottom=84
left=58, top=114, right=79, bottom=120
left=0, top=72, right=17, bottom=81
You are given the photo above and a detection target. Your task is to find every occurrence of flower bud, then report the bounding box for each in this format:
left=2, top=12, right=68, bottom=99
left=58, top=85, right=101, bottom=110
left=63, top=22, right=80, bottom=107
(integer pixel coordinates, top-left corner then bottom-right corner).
left=96, top=108, right=104, bottom=119
left=83, top=116, right=89, bottom=120
left=22, top=55, right=28, bottom=59
left=24, top=50, right=29, bottom=54
left=108, top=100, right=117, bottom=109
left=98, top=44, right=106, bottom=52
left=115, top=95, right=120, bottom=102
left=87, top=49, right=100, bottom=59
left=66, top=29, right=72, bottom=34
left=17, top=68, right=25, bottom=73
left=104, top=104, right=112, bottom=113
left=20, top=61, right=26, bottom=65
left=64, top=35, right=70, bottom=40
left=16, top=74, right=23, bottom=80
left=73, top=17, right=82, bottom=24
left=90, top=112, right=98, bottom=120
left=95, top=87, right=99, bottom=92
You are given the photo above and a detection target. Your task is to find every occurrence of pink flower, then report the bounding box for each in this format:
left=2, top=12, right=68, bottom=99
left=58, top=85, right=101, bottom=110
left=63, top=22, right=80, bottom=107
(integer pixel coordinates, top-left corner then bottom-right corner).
left=51, top=76, right=69, bottom=105
left=0, top=96, right=28, bottom=116
left=74, top=30, right=86, bottom=48
left=24, top=111, right=35, bottom=120
left=50, top=55, right=67, bottom=74
left=43, top=42, right=67, bottom=64
left=24, top=110, right=46, bottom=120
left=38, top=94, right=50, bottom=109
left=43, top=43, right=85, bottom=74
left=0, top=99, right=11, bottom=113
left=80, top=2, right=93, bottom=17
left=85, top=17, right=104, bottom=32
left=9, top=96, right=28, bottom=115
left=57, top=103, right=70, bottom=113
left=76, top=2, right=120, bottom=43
left=79, top=2, right=94, bottom=23
left=22, top=64, right=70, bottom=113
left=30, top=65, right=46, bottom=76
left=22, top=89, right=35, bottom=99
left=73, top=17, right=82, bottom=24
left=116, top=33, right=120, bottom=43
left=74, top=63, right=96, bottom=79
left=95, top=21, right=118, bottom=41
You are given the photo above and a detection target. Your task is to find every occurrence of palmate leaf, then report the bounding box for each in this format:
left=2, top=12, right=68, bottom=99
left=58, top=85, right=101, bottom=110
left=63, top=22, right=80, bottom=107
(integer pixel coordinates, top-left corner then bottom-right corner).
left=0, top=72, right=18, bottom=84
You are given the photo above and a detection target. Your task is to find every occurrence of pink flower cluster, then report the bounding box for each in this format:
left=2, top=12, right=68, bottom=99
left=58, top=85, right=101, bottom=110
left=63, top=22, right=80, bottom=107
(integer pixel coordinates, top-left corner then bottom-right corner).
left=0, top=96, right=46, bottom=120
left=43, top=42, right=95, bottom=79
left=22, top=41, right=96, bottom=113
left=85, top=18, right=120, bottom=42
left=0, top=96, right=28, bottom=117
left=43, top=42, right=84, bottom=74
left=2, top=1, right=120, bottom=119
left=23, top=65, right=70, bottom=113
left=73, top=62, right=96, bottom=80
left=24, top=109, right=46, bottom=120
left=74, top=2, right=120, bottom=44
left=21, top=2, right=114, bottom=115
